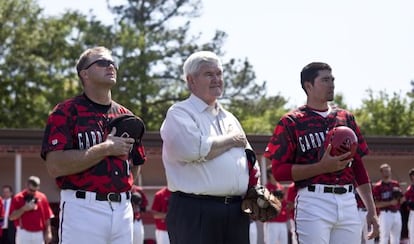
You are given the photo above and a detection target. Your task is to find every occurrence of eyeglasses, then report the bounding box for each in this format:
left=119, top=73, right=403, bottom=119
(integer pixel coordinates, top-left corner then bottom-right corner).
left=84, top=59, right=117, bottom=70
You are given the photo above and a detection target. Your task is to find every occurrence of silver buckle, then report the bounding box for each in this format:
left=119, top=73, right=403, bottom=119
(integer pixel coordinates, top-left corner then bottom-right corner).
left=107, top=193, right=117, bottom=211
left=107, top=193, right=115, bottom=202
left=224, top=196, right=231, bottom=204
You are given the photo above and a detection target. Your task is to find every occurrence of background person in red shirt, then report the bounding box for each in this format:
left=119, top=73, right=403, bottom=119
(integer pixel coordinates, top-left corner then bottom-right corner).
left=131, top=185, right=148, bottom=244
left=151, top=187, right=171, bottom=244
left=405, top=168, right=414, bottom=244
left=263, top=166, right=289, bottom=244
left=1, top=185, right=16, bottom=244
left=9, top=176, right=54, bottom=244
left=373, top=163, right=405, bottom=244
left=285, top=182, right=297, bottom=244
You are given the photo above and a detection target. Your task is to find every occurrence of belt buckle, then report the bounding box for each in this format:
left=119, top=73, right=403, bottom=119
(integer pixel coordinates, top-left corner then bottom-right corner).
left=107, top=193, right=121, bottom=202
left=75, top=191, right=86, bottom=199
left=224, top=196, right=231, bottom=204
left=333, top=187, right=347, bottom=194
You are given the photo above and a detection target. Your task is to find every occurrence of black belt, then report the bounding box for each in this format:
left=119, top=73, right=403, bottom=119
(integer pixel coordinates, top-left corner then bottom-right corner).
left=174, top=191, right=242, bottom=204
left=358, top=207, right=367, bottom=211
left=75, top=191, right=130, bottom=202
left=381, top=209, right=398, bottom=213
left=307, top=185, right=353, bottom=194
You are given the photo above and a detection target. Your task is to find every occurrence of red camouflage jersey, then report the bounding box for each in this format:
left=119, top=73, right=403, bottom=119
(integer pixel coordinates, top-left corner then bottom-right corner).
left=372, top=180, right=401, bottom=212
left=131, top=185, right=148, bottom=221
left=41, top=94, right=146, bottom=194
left=405, top=184, right=414, bottom=210
left=151, top=187, right=171, bottom=231
left=265, top=182, right=288, bottom=222
left=10, top=190, right=54, bottom=232
left=264, top=105, right=369, bottom=189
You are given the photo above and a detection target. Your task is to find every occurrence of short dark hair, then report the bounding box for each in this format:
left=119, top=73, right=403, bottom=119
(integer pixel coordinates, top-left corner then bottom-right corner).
left=76, top=46, right=112, bottom=83
left=2, top=184, right=13, bottom=192
left=409, top=168, right=414, bottom=177
left=300, top=62, right=332, bottom=93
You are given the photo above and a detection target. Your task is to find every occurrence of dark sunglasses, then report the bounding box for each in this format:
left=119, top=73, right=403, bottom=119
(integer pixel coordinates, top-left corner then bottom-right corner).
left=84, top=59, right=117, bottom=70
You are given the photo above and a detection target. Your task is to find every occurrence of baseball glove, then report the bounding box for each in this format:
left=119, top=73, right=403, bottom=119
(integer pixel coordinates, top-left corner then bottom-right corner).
left=131, top=192, right=143, bottom=206
left=108, top=114, right=145, bottom=143
left=241, top=184, right=282, bottom=222
left=392, top=187, right=403, bottom=200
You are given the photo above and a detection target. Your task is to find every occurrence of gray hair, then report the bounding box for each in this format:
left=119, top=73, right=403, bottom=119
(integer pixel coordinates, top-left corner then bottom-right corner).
left=182, top=51, right=223, bottom=82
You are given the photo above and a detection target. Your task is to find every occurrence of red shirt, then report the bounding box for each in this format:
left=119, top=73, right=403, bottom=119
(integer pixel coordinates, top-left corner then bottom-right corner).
left=151, top=187, right=171, bottom=231
left=131, top=185, right=148, bottom=220
left=372, top=180, right=401, bottom=212
left=0, top=197, right=3, bottom=237
left=265, top=182, right=288, bottom=222
left=405, top=184, right=414, bottom=210
left=41, top=94, right=146, bottom=194
left=10, top=189, right=54, bottom=232
left=264, top=105, right=369, bottom=188
left=286, top=182, right=297, bottom=219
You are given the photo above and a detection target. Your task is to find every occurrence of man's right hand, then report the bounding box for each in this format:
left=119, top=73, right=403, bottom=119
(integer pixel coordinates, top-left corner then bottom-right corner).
left=231, top=132, right=247, bottom=148
left=319, top=144, right=352, bottom=173
left=104, top=127, right=135, bottom=157
left=22, top=201, right=37, bottom=211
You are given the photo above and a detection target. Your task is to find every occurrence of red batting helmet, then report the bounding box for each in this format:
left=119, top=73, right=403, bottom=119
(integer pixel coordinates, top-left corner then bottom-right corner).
left=324, top=126, right=358, bottom=160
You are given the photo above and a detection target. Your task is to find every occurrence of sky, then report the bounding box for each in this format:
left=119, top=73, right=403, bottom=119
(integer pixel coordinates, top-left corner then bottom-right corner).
left=37, top=0, right=414, bottom=108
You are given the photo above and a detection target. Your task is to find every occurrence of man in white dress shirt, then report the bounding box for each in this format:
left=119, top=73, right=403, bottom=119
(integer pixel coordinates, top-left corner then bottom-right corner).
left=160, top=51, right=253, bottom=244
left=1, top=185, right=15, bottom=244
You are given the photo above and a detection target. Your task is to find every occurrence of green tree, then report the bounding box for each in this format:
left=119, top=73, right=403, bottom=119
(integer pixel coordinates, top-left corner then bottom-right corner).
left=0, top=0, right=281, bottom=131
left=229, top=95, right=288, bottom=134
left=354, top=89, right=414, bottom=135
left=331, top=93, right=348, bottom=110
left=0, top=0, right=94, bottom=128
left=105, top=0, right=269, bottom=131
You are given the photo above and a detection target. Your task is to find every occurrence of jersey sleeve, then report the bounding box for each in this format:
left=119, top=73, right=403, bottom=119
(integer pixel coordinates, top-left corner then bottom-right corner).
left=346, top=112, right=369, bottom=158
left=40, top=103, right=74, bottom=160
left=131, top=141, right=146, bottom=166
left=264, top=117, right=297, bottom=181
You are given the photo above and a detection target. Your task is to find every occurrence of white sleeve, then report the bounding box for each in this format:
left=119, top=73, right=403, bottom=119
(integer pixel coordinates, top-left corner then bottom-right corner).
left=160, top=106, right=212, bottom=163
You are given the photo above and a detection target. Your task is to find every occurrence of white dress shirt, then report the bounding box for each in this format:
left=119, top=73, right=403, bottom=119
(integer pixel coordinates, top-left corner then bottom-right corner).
left=2, top=198, right=11, bottom=229
left=160, top=94, right=250, bottom=196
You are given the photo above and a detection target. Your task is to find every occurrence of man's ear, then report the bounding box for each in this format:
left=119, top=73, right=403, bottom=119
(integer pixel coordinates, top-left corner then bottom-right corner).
left=79, top=70, right=88, bottom=81
left=187, top=75, right=196, bottom=89
left=187, top=75, right=195, bottom=84
left=304, top=81, right=312, bottom=92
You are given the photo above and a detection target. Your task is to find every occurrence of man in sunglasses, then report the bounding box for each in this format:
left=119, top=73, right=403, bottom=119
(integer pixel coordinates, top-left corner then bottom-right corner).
left=9, top=176, right=54, bottom=244
left=41, top=46, right=147, bottom=243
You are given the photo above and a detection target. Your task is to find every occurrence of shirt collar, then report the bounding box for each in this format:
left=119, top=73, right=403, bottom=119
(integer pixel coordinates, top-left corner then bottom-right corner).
left=189, top=94, right=222, bottom=115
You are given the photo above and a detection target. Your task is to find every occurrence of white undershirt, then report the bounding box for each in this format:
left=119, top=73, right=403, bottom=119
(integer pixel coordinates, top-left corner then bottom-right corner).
left=312, top=105, right=332, bottom=118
